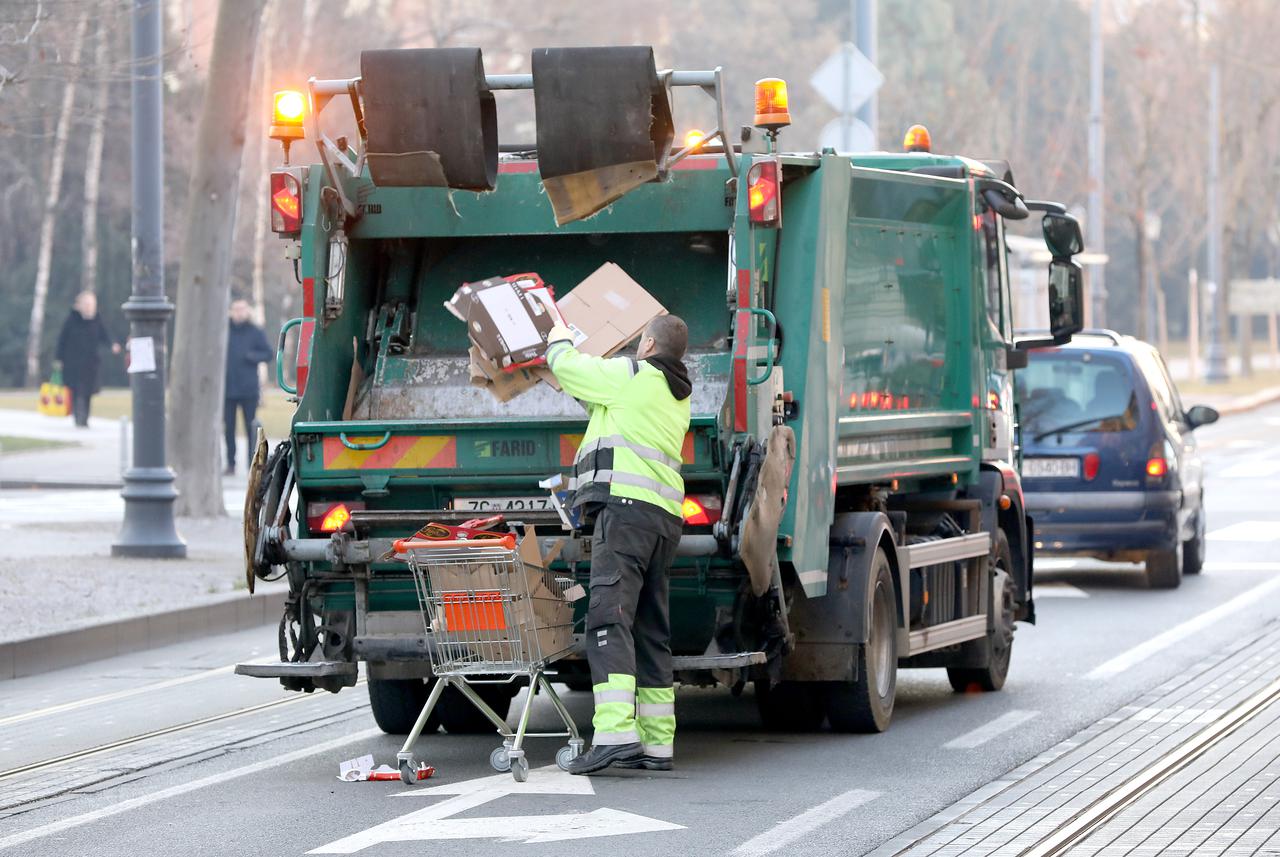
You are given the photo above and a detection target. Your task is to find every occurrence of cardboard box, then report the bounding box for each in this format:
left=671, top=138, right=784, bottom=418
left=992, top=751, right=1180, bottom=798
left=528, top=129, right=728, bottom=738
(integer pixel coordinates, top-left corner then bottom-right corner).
left=428, top=526, right=576, bottom=665
left=461, top=263, right=667, bottom=403
left=447, top=275, right=564, bottom=370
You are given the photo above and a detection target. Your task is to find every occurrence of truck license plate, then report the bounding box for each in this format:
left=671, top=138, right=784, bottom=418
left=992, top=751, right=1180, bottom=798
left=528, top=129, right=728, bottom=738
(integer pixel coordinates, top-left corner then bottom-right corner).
left=1022, top=457, right=1080, bottom=479
left=451, top=496, right=554, bottom=513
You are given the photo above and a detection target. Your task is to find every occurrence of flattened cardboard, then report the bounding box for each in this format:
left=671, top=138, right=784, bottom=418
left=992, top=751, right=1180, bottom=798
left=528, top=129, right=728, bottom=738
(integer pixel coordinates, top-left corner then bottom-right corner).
left=555, top=262, right=667, bottom=357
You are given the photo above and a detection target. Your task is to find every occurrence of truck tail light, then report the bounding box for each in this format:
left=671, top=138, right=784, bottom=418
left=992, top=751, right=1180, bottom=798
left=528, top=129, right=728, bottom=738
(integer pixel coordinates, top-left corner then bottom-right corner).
left=307, top=501, right=365, bottom=533
left=1146, top=457, right=1167, bottom=478
left=747, top=159, right=781, bottom=227
left=1083, top=452, right=1100, bottom=481
left=681, top=494, right=723, bottom=526
left=270, top=170, right=302, bottom=234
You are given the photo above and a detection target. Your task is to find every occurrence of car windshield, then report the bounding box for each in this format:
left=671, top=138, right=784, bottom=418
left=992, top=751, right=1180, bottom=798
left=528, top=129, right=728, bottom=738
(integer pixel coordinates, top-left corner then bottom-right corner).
left=1016, top=350, right=1140, bottom=437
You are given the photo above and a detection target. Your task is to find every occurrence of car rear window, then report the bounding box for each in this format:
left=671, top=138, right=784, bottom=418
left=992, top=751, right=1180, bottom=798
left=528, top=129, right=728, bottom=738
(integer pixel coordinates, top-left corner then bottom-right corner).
left=1017, top=350, right=1141, bottom=437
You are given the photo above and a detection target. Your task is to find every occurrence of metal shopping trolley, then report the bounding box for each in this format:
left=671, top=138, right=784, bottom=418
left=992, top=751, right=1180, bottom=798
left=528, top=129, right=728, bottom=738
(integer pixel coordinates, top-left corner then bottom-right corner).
left=391, top=533, right=584, bottom=783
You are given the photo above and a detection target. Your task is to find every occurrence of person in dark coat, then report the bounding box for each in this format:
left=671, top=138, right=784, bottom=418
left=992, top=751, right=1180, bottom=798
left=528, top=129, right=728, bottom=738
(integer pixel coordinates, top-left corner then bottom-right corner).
left=55, top=291, right=121, bottom=427
left=224, top=299, right=274, bottom=475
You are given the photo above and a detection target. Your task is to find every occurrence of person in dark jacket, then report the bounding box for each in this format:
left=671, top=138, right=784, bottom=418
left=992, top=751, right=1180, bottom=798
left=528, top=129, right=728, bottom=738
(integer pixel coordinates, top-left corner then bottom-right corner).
left=224, top=299, right=274, bottom=474
left=55, top=292, right=121, bottom=427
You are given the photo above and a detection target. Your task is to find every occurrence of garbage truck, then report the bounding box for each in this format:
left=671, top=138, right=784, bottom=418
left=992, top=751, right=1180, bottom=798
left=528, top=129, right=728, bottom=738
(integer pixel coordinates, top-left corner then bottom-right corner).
left=238, top=47, right=1086, bottom=735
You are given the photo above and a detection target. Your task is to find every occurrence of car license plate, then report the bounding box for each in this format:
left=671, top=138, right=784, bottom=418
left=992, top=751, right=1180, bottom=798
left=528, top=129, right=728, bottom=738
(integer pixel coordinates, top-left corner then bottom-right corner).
left=1022, top=457, right=1080, bottom=479
left=451, top=496, right=554, bottom=513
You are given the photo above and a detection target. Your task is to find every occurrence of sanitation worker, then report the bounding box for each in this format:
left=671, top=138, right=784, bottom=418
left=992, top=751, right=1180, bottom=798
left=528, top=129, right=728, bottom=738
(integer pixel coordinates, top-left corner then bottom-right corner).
left=545, top=315, right=692, bottom=774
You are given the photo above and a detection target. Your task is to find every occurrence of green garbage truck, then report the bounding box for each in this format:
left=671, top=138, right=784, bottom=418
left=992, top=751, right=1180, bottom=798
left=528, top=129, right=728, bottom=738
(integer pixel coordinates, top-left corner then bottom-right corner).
left=238, top=47, right=1086, bottom=735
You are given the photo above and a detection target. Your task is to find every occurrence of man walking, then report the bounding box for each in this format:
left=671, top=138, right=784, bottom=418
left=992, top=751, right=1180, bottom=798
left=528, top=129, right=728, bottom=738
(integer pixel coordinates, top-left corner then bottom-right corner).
left=545, top=315, right=692, bottom=774
left=224, top=299, right=273, bottom=475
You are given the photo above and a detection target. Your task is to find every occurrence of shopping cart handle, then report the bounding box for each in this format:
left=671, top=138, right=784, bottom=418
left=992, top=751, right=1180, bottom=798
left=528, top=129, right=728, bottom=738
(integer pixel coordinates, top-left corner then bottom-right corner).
left=393, top=535, right=517, bottom=553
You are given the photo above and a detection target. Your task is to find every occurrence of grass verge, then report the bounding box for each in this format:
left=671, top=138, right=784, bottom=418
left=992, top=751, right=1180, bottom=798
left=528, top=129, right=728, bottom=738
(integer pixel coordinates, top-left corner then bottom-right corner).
left=0, top=388, right=296, bottom=439
left=0, top=435, right=79, bottom=455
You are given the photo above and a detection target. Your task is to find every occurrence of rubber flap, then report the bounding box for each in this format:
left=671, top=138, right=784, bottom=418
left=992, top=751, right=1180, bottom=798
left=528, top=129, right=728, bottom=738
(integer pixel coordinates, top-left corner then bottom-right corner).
left=532, top=46, right=674, bottom=225
left=360, top=48, right=497, bottom=191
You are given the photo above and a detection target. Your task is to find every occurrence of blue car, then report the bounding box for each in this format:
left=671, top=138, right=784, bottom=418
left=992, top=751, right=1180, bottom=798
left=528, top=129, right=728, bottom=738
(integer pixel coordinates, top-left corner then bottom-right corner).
left=1016, top=331, right=1219, bottom=588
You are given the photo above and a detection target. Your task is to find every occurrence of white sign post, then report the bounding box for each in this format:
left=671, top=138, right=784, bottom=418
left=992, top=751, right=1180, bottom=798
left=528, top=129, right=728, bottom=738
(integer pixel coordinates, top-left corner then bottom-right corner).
left=810, top=42, right=883, bottom=151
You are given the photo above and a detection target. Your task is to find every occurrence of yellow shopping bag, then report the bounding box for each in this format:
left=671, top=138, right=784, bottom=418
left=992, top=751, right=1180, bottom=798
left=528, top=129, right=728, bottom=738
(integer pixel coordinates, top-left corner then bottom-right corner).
left=38, top=368, right=71, bottom=417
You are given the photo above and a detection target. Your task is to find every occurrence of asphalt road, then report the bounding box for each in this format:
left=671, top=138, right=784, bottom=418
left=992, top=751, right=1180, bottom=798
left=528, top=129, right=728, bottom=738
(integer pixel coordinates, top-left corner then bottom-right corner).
left=4, top=403, right=1280, bottom=856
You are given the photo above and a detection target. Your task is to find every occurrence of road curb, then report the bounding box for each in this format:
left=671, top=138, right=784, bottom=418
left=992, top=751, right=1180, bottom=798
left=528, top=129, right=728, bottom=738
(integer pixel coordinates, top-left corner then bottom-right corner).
left=0, top=589, right=285, bottom=681
left=1215, top=385, right=1280, bottom=417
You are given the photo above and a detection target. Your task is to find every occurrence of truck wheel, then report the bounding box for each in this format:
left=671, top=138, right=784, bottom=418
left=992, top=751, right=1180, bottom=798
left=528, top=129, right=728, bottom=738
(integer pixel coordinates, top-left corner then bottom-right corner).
left=1147, top=544, right=1183, bottom=589
left=755, top=681, right=827, bottom=732
left=948, top=531, right=1015, bottom=693
left=437, top=683, right=517, bottom=734
left=827, top=548, right=897, bottom=733
left=1183, top=510, right=1205, bottom=576
left=368, top=678, right=440, bottom=735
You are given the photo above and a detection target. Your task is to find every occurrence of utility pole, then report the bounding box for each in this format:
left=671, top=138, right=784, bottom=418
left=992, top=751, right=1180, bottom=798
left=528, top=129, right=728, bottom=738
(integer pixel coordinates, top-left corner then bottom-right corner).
left=1087, top=0, right=1107, bottom=327
left=1203, top=63, right=1228, bottom=383
left=854, top=0, right=877, bottom=148
left=114, top=0, right=186, bottom=558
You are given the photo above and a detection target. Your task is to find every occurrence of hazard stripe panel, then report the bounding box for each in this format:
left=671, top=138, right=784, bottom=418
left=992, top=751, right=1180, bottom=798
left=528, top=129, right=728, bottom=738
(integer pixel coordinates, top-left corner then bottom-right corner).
left=322, top=436, right=457, bottom=470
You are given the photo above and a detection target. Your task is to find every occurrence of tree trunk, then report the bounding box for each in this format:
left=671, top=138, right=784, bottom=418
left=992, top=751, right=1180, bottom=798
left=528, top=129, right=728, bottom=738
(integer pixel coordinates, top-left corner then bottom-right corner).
left=23, top=13, right=89, bottom=386
left=168, top=0, right=267, bottom=517
left=81, top=20, right=110, bottom=294
left=249, top=3, right=276, bottom=326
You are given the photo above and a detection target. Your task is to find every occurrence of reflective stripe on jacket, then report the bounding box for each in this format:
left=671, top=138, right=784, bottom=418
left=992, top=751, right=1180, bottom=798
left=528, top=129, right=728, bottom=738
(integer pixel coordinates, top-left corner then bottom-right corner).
left=546, top=339, right=690, bottom=519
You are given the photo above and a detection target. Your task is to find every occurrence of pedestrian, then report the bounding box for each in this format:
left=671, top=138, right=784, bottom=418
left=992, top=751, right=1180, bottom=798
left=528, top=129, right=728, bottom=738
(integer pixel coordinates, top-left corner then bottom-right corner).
left=54, top=291, right=121, bottom=428
left=223, top=298, right=273, bottom=475
left=545, top=314, right=693, bottom=774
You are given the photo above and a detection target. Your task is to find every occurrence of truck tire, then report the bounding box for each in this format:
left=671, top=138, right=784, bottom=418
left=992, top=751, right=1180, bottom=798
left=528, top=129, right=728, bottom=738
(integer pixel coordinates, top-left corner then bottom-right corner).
left=1147, top=544, right=1183, bottom=589
left=947, top=531, right=1015, bottom=693
left=755, top=681, right=827, bottom=732
left=437, top=683, right=517, bottom=734
left=368, top=678, right=439, bottom=735
left=826, top=548, right=897, bottom=733
left=1183, top=509, right=1205, bottom=576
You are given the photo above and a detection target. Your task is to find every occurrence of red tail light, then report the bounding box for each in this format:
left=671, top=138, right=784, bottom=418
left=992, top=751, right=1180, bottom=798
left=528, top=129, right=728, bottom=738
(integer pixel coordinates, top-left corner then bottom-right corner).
left=747, top=159, right=781, bottom=227
left=1083, top=452, right=1100, bottom=481
left=306, top=501, right=364, bottom=532
left=1146, top=457, right=1167, bottom=478
left=681, top=495, right=723, bottom=526
left=270, top=170, right=302, bottom=234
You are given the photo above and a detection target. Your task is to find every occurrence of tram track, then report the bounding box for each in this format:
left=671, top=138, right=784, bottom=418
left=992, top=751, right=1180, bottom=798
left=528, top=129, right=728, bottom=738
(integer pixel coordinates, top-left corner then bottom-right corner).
left=1020, top=675, right=1280, bottom=856
left=0, top=679, right=369, bottom=786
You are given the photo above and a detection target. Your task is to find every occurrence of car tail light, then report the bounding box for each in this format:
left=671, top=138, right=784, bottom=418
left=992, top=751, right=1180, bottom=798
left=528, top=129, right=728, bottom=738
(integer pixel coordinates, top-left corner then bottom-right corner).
left=681, top=495, right=723, bottom=526
left=1146, top=457, right=1167, bottom=478
left=270, top=170, right=302, bottom=234
left=1083, top=452, right=1100, bottom=481
left=306, top=501, right=364, bottom=533
left=747, top=159, right=781, bottom=227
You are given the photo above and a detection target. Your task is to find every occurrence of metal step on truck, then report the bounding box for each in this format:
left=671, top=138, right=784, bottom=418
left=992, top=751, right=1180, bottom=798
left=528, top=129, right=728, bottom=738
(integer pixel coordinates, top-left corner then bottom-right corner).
left=237, top=46, right=1086, bottom=734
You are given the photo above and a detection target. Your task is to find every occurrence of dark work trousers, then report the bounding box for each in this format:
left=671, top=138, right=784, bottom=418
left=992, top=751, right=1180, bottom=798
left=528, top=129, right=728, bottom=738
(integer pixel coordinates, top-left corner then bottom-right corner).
left=585, top=500, right=682, bottom=693
left=71, top=390, right=92, bottom=427
left=223, top=396, right=259, bottom=469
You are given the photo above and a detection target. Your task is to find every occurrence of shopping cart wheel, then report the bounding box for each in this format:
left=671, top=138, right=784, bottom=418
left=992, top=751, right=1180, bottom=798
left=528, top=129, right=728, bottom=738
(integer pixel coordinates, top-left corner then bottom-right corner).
left=555, top=744, right=579, bottom=771
left=489, top=746, right=512, bottom=773
left=511, top=755, right=529, bottom=783
left=398, top=757, right=421, bottom=785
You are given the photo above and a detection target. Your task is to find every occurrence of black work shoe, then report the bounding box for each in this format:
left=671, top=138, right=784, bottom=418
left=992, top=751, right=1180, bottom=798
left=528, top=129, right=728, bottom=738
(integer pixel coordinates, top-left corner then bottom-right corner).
left=612, top=754, right=673, bottom=772
left=565, top=742, right=643, bottom=775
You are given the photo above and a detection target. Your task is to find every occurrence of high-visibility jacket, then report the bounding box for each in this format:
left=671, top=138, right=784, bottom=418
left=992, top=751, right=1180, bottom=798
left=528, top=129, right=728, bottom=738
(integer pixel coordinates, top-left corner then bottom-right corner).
left=546, top=338, right=691, bottom=519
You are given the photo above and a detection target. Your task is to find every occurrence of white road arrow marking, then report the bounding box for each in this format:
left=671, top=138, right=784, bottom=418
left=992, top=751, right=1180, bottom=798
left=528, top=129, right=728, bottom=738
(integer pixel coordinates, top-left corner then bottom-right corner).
left=309, top=767, right=683, bottom=853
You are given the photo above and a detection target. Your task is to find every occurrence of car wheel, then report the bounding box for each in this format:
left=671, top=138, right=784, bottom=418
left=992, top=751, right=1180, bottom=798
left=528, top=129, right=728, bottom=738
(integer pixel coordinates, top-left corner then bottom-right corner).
left=826, top=549, right=898, bottom=733
left=368, top=677, right=440, bottom=735
left=437, top=683, right=517, bottom=734
left=1183, top=508, right=1206, bottom=576
left=1147, top=543, right=1183, bottom=589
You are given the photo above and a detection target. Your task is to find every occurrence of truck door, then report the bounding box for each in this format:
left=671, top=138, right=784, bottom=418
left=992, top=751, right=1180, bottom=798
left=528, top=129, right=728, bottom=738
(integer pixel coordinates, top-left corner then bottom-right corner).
left=979, top=208, right=1015, bottom=462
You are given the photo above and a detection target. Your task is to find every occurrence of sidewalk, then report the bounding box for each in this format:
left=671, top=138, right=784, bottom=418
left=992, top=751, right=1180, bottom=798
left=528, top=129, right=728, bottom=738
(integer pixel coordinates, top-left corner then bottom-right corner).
left=0, top=407, right=128, bottom=487
left=874, top=622, right=1280, bottom=856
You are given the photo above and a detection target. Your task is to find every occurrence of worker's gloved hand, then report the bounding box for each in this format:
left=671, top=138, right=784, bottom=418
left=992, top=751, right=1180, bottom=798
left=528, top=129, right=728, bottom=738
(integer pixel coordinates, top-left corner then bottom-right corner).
left=547, top=323, right=574, bottom=345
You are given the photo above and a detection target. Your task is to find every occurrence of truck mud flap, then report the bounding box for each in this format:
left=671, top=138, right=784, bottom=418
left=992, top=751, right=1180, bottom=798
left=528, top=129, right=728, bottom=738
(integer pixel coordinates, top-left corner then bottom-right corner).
left=531, top=46, right=674, bottom=225
left=360, top=47, right=497, bottom=190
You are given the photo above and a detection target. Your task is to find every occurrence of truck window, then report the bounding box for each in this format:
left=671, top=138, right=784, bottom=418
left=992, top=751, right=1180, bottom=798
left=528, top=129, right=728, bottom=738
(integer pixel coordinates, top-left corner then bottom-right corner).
left=979, top=210, right=1009, bottom=342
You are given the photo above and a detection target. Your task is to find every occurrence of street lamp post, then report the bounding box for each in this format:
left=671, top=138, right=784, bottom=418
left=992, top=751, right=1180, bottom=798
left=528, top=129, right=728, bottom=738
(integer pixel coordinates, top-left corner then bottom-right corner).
left=1204, top=63, right=1229, bottom=383
left=113, top=0, right=186, bottom=558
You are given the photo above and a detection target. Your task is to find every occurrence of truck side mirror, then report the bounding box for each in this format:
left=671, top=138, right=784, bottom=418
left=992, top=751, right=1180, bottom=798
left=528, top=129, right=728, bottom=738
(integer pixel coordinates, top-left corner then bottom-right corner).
left=1048, top=259, right=1084, bottom=344
left=1042, top=212, right=1084, bottom=258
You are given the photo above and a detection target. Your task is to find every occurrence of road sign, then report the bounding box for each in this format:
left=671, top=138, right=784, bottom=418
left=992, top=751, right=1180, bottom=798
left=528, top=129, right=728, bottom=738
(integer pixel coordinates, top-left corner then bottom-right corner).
left=1229, top=279, right=1280, bottom=315
left=810, top=42, right=883, bottom=114
left=819, top=116, right=876, bottom=152
left=310, top=767, right=684, bottom=852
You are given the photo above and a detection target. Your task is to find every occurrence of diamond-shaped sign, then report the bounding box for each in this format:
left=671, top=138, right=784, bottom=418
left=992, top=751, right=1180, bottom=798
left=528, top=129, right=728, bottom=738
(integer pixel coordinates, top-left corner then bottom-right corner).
left=820, top=116, right=876, bottom=152
left=810, top=42, right=883, bottom=113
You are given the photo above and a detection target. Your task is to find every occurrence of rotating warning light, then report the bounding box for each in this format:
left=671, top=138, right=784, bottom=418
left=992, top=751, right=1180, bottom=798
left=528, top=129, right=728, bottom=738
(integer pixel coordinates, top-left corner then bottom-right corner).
left=903, top=124, right=932, bottom=153
left=684, top=128, right=706, bottom=151
left=753, top=78, right=791, bottom=130
left=270, top=89, right=306, bottom=149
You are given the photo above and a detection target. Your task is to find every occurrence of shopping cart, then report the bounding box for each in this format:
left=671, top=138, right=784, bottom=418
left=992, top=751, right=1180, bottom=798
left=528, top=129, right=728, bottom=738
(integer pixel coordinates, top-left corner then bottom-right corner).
left=391, top=533, right=584, bottom=783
